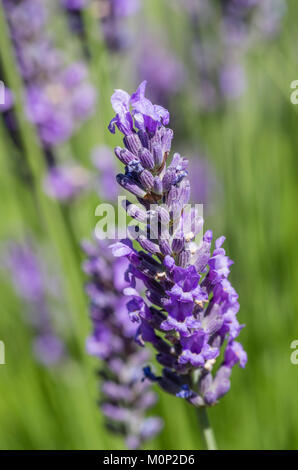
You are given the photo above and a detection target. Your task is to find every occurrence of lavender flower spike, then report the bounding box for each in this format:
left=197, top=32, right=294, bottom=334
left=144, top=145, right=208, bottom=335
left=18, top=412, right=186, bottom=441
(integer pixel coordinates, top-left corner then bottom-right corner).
left=82, top=238, right=162, bottom=449
left=108, top=82, right=247, bottom=412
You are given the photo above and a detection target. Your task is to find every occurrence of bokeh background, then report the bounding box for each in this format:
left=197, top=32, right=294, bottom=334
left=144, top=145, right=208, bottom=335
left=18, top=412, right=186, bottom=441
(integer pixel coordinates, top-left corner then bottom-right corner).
left=0, top=0, right=297, bottom=450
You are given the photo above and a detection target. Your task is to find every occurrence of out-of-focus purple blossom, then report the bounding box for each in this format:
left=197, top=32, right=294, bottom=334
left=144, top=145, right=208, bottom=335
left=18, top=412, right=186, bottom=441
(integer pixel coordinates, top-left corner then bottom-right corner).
left=100, top=0, right=140, bottom=51
left=82, top=237, right=162, bottom=448
left=112, top=0, right=139, bottom=17
left=187, top=155, right=217, bottom=210
left=63, top=0, right=139, bottom=52
left=3, top=243, right=44, bottom=302
left=108, top=83, right=246, bottom=407
left=91, top=146, right=118, bottom=202
left=44, top=164, right=90, bottom=201
left=2, top=0, right=96, bottom=148
left=219, top=63, right=246, bottom=101
left=2, top=241, right=65, bottom=366
left=23, top=63, right=96, bottom=146
left=33, top=333, right=65, bottom=366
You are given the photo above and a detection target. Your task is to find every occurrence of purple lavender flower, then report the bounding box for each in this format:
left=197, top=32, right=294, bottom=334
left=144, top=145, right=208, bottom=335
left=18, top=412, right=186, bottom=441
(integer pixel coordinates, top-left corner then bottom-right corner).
left=2, top=0, right=96, bottom=148
left=82, top=238, right=162, bottom=448
left=108, top=82, right=246, bottom=407
left=0, top=82, right=21, bottom=146
left=2, top=241, right=65, bottom=366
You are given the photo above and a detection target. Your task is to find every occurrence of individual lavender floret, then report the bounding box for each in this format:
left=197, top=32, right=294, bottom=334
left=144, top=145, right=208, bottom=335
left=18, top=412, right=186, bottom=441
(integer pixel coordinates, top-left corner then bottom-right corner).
left=82, top=238, right=162, bottom=448
left=108, top=81, right=247, bottom=407
left=2, top=0, right=96, bottom=148
left=2, top=241, right=65, bottom=366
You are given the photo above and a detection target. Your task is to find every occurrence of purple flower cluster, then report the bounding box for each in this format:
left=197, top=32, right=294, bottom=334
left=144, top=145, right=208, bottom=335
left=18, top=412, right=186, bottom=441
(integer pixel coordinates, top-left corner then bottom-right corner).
left=82, top=238, right=162, bottom=448
left=3, top=0, right=96, bottom=147
left=63, top=0, right=139, bottom=52
left=3, top=241, right=65, bottom=366
left=108, top=81, right=247, bottom=407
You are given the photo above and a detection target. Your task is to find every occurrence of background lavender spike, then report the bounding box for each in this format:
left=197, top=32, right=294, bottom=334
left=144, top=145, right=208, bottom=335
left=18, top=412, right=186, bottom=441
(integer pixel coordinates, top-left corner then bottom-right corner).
left=82, top=237, right=162, bottom=449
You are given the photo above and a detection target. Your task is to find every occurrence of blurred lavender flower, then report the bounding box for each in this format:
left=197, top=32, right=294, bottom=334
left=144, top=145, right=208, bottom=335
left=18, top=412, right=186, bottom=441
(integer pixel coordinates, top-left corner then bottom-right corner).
left=136, top=35, right=185, bottom=107
left=108, top=82, right=246, bottom=407
left=63, top=0, right=139, bottom=52
left=44, top=164, right=90, bottom=202
left=62, top=0, right=89, bottom=9
left=91, top=146, right=119, bottom=202
left=187, top=155, right=217, bottom=210
left=82, top=238, right=162, bottom=449
left=2, top=241, right=65, bottom=366
left=0, top=85, right=14, bottom=112
left=2, top=0, right=96, bottom=147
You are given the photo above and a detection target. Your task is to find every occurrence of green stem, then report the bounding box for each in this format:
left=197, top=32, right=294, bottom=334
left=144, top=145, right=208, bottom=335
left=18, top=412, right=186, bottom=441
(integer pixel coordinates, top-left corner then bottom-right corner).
left=196, top=407, right=218, bottom=450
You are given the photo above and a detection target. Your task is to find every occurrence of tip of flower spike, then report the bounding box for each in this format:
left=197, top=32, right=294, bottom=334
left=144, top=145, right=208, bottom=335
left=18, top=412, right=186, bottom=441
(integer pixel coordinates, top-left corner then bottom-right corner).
left=109, top=81, right=170, bottom=137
